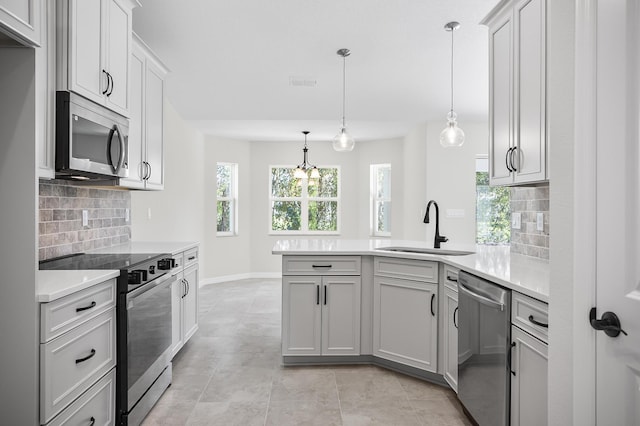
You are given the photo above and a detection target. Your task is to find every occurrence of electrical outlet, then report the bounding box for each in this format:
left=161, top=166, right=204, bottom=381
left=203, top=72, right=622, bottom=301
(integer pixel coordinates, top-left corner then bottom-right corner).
left=537, top=212, right=544, bottom=231
left=82, top=210, right=89, bottom=227
left=125, top=208, right=130, bottom=222
left=512, top=212, right=521, bottom=230
left=446, top=209, right=465, bottom=218
left=147, top=208, right=152, bottom=220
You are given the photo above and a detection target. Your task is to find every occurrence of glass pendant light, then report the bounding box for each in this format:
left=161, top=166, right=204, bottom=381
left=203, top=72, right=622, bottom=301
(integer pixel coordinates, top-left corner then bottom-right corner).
left=333, top=48, right=355, bottom=152
left=440, top=21, right=465, bottom=148
left=295, top=131, right=320, bottom=181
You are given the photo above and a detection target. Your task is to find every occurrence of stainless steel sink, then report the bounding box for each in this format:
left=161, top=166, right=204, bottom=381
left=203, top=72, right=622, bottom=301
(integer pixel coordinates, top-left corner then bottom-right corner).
left=374, top=246, right=474, bottom=256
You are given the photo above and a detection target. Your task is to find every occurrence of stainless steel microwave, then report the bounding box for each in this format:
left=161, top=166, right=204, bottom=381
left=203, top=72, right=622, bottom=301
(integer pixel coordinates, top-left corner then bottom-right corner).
left=55, top=91, right=129, bottom=180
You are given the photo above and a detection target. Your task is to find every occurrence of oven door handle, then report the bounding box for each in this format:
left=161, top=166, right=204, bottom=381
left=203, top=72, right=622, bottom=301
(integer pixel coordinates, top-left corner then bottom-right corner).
left=126, top=273, right=174, bottom=305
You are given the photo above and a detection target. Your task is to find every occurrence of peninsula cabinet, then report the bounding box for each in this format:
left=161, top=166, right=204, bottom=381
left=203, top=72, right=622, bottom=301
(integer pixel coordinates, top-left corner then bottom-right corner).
left=373, top=257, right=438, bottom=372
left=120, top=33, right=168, bottom=190
left=281, top=256, right=361, bottom=356
left=56, top=0, right=140, bottom=117
left=0, top=0, right=41, bottom=46
left=170, top=247, right=199, bottom=358
left=482, top=0, right=548, bottom=186
left=442, top=265, right=459, bottom=392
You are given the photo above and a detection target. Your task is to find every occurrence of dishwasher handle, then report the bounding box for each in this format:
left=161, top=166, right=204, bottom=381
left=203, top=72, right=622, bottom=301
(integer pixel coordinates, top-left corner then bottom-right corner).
left=458, top=280, right=506, bottom=311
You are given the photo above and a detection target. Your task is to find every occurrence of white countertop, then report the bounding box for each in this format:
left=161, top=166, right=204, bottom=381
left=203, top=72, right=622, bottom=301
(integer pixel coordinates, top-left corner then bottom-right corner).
left=37, top=270, right=120, bottom=303
left=272, top=239, right=549, bottom=303
left=89, top=241, right=199, bottom=256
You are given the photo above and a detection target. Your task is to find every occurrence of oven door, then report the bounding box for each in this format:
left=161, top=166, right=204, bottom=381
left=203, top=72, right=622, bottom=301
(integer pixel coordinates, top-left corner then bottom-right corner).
left=126, top=273, right=173, bottom=411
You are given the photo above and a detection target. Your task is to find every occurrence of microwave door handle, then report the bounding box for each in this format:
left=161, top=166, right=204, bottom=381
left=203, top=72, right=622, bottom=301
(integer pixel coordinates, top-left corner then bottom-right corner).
left=107, top=127, right=116, bottom=173
left=114, top=124, right=126, bottom=174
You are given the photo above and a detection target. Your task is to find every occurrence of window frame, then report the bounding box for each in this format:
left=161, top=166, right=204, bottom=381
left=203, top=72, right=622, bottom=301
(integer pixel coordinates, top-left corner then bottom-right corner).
left=216, top=162, right=238, bottom=237
left=475, top=155, right=511, bottom=244
left=268, top=165, right=341, bottom=235
left=370, top=163, right=392, bottom=237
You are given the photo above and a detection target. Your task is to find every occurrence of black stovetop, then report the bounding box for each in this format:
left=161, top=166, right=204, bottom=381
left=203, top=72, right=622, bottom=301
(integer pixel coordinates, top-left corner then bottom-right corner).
left=39, top=252, right=167, bottom=271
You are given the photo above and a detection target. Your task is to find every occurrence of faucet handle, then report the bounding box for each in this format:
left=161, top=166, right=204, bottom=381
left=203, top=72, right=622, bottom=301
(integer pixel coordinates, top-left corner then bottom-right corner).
left=438, top=235, right=449, bottom=243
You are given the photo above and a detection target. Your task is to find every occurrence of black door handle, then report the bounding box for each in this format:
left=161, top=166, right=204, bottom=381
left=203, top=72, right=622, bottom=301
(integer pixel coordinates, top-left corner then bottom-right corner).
left=324, top=285, right=327, bottom=305
left=506, top=147, right=514, bottom=172
left=102, top=70, right=110, bottom=95
left=508, top=342, right=516, bottom=376
left=446, top=274, right=458, bottom=283
left=76, top=301, right=96, bottom=312
left=511, top=146, right=519, bottom=172
left=75, top=348, right=96, bottom=364
left=430, top=294, right=435, bottom=316
left=89, top=416, right=95, bottom=426
left=107, top=72, right=114, bottom=96
left=453, top=307, right=458, bottom=329
left=316, top=285, right=320, bottom=305
left=589, top=307, right=627, bottom=337
left=312, top=264, right=332, bottom=269
left=528, top=315, right=548, bottom=328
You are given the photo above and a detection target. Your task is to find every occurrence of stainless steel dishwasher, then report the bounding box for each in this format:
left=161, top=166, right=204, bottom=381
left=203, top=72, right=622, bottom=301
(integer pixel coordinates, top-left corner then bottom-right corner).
left=457, top=271, right=511, bottom=426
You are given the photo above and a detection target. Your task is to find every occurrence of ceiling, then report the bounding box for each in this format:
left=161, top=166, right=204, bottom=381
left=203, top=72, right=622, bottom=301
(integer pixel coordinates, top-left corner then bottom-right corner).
left=133, top=0, right=498, bottom=142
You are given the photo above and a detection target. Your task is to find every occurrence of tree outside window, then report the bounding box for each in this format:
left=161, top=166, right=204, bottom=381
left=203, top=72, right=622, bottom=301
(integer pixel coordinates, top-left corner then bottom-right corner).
left=217, top=163, right=237, bottom=236
left=270, top=166, right=339, bottom=234
left=476, top=157, right=510, bottom=244
left=371, top=164, right=391, bottom=236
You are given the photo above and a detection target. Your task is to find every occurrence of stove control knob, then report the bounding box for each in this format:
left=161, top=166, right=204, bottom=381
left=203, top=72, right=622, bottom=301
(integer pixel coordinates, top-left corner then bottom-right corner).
left=157, top=258, right=175, bottom=270
left=148, top=265, right=155, bottom=274
left=128, top=269, right=148, bottom=284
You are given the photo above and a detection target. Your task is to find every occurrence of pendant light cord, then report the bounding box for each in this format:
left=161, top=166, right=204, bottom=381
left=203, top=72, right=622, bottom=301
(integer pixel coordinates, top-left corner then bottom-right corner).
left=450, top=27, right=454, bottom=114
left=342, top=55, right=347, bottom=128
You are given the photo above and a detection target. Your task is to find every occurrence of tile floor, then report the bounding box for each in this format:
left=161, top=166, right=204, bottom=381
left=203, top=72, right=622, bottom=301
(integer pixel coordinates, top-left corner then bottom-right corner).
left=142, top=279, right=472, bottom=426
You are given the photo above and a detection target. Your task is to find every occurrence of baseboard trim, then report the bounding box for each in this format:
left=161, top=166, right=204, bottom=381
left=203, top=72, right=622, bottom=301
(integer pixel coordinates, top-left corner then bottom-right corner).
left=200, top=272, right=282, bottom=286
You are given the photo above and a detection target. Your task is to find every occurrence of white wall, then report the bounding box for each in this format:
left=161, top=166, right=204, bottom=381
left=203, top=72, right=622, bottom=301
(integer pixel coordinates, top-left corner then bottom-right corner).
left=131, top=101, right=206, bottom=265
left=402, top=123, right=428, bottom=240
left=425, top=120, right=489, bottom=246
left=0, top=47, right=39, bottom=424
left=202, top=136, right=252, bottom=280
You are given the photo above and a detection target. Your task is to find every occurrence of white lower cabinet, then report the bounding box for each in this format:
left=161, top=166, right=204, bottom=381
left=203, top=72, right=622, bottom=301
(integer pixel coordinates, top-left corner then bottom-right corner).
left=40, top=278, right=117, bottom=426
left=170, top=247, right=199, bottom=358
left=510, top=325, right=548, bottom=426
left=282, top=275, right=361, bottom=356
left=443, top=287, right=458, bottom=391
left=373, top=275, right=438, bottom=372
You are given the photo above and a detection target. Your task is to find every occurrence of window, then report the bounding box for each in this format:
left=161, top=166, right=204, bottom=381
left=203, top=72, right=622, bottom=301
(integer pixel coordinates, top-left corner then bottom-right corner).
left=270, top=166, right=340, bottom=234
left=371, top=164, right=391, bottom=236
left=476, top=156, right=510, bottom=244
left=216, top=163, right=237, bottom=236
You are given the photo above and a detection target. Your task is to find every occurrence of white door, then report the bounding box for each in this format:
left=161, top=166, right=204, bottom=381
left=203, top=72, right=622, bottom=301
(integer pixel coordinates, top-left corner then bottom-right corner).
left=103, top=0, right=130, bottom=115
left=120, top=42, right=145, bottom=188
left=321, top=276, right=361, bottom=356
left=0, top=0, right=41, bottom=46
left=281, top=276, right=321, bottom=356
left=170, top=274, right=183, bottom=358
left=595, top=0, right=640, bottom=423
left=183, top=265, right=199, bottom=342
left=144, top=60, right=165, bottom=190
left=443, top=287, right=458, bottom=392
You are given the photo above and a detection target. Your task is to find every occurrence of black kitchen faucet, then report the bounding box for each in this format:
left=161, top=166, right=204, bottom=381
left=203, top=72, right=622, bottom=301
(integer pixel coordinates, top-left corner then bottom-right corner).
left=423, top=200, right=448, bottom=249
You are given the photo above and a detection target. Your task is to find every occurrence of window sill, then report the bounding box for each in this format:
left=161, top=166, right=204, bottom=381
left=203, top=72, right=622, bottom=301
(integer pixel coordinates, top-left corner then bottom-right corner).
left=217, top=232, right=237, bottom=238
left=269, top=231, right=341, bottom=236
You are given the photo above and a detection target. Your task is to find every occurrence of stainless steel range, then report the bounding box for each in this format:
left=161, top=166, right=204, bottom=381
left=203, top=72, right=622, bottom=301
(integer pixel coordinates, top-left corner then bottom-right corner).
left=40, top=252, right=176, bottom=425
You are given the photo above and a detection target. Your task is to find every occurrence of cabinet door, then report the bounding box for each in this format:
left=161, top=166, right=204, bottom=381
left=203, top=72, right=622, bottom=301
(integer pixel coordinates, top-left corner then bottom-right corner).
left=170, top=274, right=184, bottom=358
left=144, top=59, right=165, bottom=190
left=373, top=276, right=438, bottom=372
left=511, top=326, right=548, bottom=426
left=489, top=11, right=514, bottom=186
left=69, top=0, right=105, bottom=105
left=119, top=41, right=145, bottom=188
left=103, top=0, right=130, bottom=115
left=513, top=0, right=546, bottom=183
left=282, top=276, right=321, bottom=356
left=321, top=276, right=361, bottom=356
left=36, top=0, right=55, bottom=179
left=443, top=287, right=458, bottom=392
left=183, top=265, right=199, bottom=343
left=0, top=0, right=41, bottom=46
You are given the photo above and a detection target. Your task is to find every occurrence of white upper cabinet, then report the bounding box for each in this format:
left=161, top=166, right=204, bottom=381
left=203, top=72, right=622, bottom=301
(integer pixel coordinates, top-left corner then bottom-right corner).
left=483, top=0, right=547, bottom=186
left=120, top=34, right=168, bottom=190
left=57, top=0, right=140, bottom=117
left=0, top=0, right=41, bottom=46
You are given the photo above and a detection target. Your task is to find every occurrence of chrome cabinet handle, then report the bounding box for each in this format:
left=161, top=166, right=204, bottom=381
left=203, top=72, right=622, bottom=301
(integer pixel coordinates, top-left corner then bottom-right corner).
left=75, top=348, right=96, bottom=364
left=76, top=301, right=96, bottom=312
left=114, top=124, right=125, bottom=175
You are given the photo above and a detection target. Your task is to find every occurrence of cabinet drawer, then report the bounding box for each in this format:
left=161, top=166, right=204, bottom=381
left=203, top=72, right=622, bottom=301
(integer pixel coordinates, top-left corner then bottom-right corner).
left=40, top=279, right=116, bottom=343
left=512, top=292, right=549, bottom=343
left=282, top=256, right=361, bottom=276
left=184, top=247, right=199, bottom=268
left=40, top=309, right=117, bottom=424
left=443, top=265, right=459, bottom=291
left=47, top=368, right=116, bottom=426
left=374, top=257, right=438, bottom=283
